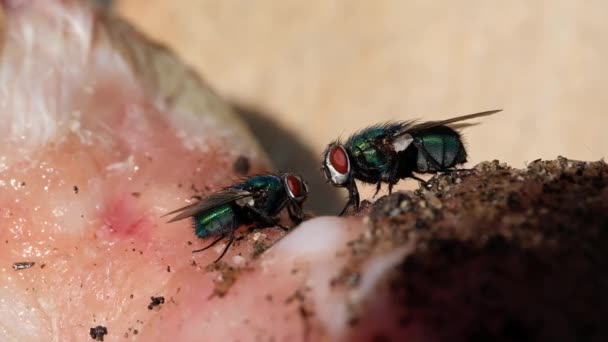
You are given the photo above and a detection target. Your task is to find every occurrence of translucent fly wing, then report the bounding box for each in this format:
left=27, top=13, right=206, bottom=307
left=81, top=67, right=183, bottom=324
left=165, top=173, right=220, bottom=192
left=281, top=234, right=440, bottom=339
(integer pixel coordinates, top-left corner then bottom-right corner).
left=162, top=189, right=252, bottom=223
left=392, top=109, right=502, bottom=138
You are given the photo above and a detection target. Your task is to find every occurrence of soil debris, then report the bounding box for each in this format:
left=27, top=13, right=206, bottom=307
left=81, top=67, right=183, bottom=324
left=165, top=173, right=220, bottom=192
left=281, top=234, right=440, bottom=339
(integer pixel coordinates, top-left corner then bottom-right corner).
left=12, top=261, right=35, bottom=271
left=89, top=325, right=108, bottom=341
left=340, top=157, right=608, bottom=340
left=147, top=296, right=165, bottom=310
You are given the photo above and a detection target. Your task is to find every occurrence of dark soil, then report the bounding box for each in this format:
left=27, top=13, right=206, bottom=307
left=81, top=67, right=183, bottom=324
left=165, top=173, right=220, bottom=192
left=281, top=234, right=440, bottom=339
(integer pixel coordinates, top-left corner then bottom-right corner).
left=345, top=157, right=608, bottom=341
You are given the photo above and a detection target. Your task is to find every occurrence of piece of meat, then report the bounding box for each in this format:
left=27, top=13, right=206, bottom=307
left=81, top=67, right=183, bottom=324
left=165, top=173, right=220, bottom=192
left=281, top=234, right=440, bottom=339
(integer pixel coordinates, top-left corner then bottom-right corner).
left=2, top=2, right=608, bottom=342
left=0, top=2, right=376, bottom=341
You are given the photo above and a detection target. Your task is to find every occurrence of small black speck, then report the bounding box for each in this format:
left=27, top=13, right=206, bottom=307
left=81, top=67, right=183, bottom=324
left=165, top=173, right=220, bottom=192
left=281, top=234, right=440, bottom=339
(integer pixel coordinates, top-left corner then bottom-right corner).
left=187, top=241, right=193, bottom=246
left=167, top=265, right=171, bottom=273
left=40, top=264, right=46, bottom=269
left=90, top=325, right=108, bottom=341
left=73, top=186, right=79, bottom=194
left=12, top=261, right=35, bottom=271
left=191, top=183, right=200, bottom=194
left=148, top=296, right=165, bottom=310
left=233, top=155, right=251, bottom=175
left=20, top=181, right=26, bottom=187
left=130, top=294, right=134, bottom=299
left=133, top=329, right=139, bottom=335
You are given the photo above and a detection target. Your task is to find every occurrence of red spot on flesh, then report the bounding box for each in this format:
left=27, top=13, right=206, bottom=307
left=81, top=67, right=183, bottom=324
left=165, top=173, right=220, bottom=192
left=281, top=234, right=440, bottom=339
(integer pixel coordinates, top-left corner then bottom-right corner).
left=98, top=196, right=151, bottom=240
left=329, top=145, right=349, bottom=174
left=286, top=175, right=302, bottom=198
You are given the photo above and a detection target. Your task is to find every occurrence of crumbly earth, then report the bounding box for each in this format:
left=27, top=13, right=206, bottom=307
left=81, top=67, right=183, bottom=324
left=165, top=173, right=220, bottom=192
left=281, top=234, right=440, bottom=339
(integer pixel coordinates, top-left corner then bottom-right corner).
left=337, top=157, right=608, bottom=341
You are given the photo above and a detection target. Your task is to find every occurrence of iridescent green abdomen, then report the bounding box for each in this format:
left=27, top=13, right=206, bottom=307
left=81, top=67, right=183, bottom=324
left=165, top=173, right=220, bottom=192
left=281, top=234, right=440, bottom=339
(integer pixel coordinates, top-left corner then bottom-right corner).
left=193, top=203, right=239, bottom=238
left=415, top=126, right=466, bottom=172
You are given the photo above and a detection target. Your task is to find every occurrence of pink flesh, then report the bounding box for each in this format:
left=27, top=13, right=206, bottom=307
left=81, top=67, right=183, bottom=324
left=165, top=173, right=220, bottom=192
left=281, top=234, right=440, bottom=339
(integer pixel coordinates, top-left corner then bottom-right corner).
left=0, top=2, right=419, bottom=341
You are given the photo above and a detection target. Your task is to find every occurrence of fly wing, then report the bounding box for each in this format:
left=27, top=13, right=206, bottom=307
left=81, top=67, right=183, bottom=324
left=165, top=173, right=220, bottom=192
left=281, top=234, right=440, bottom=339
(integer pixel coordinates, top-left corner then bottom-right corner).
left=162, top=189, right=252, bottom=223
left=393, top=109, right=502, bottom=138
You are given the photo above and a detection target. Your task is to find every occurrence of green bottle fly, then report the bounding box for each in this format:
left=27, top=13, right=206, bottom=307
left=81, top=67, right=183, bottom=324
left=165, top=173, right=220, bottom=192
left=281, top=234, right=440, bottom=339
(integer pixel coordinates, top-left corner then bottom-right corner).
left=322, top=110, right=501, bottom=215
left=164, top=173, right=309, bottom=262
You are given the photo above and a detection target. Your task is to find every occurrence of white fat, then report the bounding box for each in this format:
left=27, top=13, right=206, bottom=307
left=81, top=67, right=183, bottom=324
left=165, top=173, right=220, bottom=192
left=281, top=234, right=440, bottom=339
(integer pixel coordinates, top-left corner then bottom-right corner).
left=0, top=2, right=94, bottom=151
left=393, top=133, right=413, bottom=152
left=267, top=217, right=357, bottom=338
left=105, top=155, right=136, bottom=172
left=309, top=264, right=350, bottom=338
left=232, top=254, right=245, bottom=265
left=272, top=217, right=349, bottom=257
left=348, top=246, right=410, bottom=305
left=0, top=279, right=49, bottom=341
left=316, top=246, right=410, bottom=340
left=271, top=216, right=413, bottom=339
left=0, top=2, right=264, bottom=164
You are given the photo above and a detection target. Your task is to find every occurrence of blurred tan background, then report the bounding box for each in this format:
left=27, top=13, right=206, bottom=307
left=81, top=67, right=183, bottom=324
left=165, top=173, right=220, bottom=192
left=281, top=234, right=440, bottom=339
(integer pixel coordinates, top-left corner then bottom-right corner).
left=116, top=0, right=607, bottom=214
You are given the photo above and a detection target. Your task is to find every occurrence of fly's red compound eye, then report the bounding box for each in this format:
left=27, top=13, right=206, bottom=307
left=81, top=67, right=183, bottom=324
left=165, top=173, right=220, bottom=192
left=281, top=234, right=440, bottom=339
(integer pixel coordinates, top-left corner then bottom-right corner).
left=324, top=144, right=350, bottom=186
left=329, top=145, right=349, bottom=174
left=286, top=174, right=303, bottom=198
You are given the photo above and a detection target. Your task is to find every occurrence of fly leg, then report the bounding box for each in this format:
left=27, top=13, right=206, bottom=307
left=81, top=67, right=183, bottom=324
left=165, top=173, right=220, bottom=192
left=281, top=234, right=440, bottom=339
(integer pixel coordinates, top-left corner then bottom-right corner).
left=402, top=173, right=429, bottom=189
left=387, top=157, right=402, bottom=195
left=351, top=179, right=360, bottom=210
left=213, top=233, right=235, bottom=263
left=450, top=166, right=476, bottom=173
left=247, top=206, right=290, bottom=231
left=373, top=182, right=382, bottom=198
left=338, top=199, right=351, bottom=217
left=192, top=235, right=226, bottom=253
left=194, top=216, right=238, bottom=262
left=287, top=202, right=305, bottom=225
left=339, top=178, right=360, bottom=216
left=411, top=175, right=427, bottom=183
